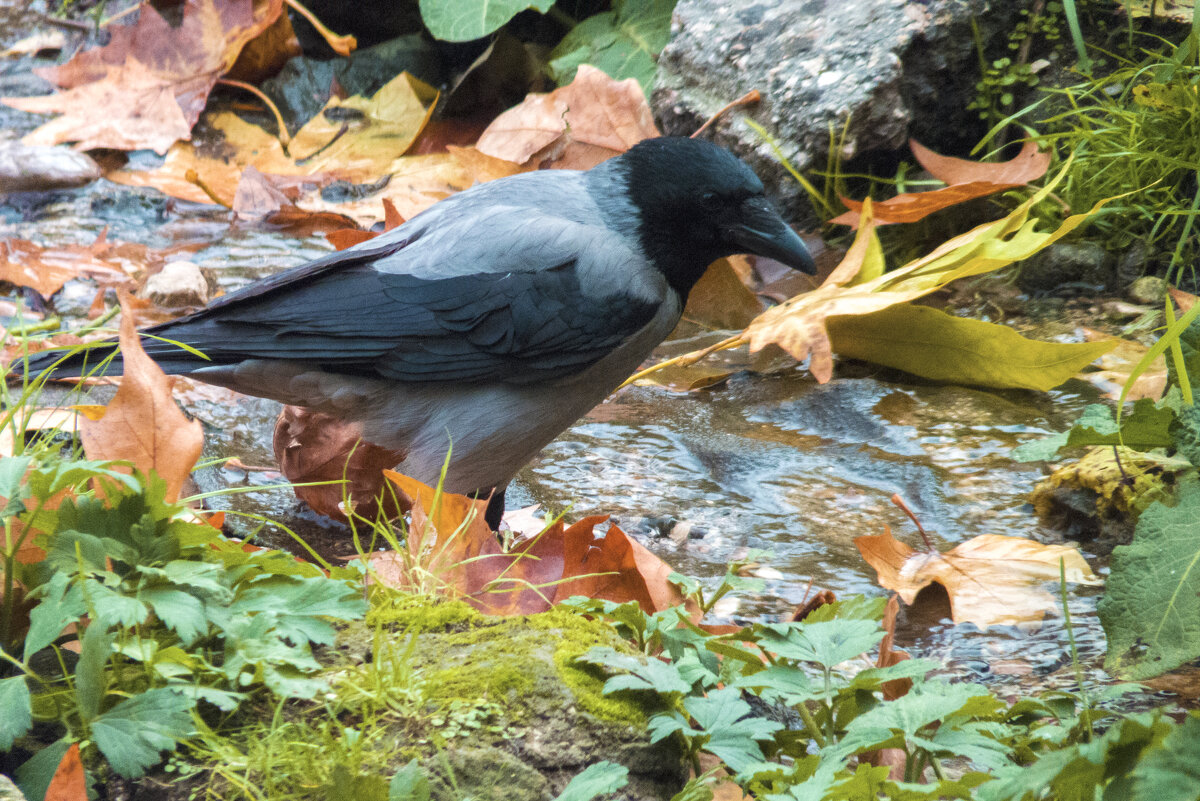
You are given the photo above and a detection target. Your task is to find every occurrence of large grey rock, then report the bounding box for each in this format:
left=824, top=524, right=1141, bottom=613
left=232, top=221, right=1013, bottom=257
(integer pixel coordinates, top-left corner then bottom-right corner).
left=653, top=0, right=1029, bottom=224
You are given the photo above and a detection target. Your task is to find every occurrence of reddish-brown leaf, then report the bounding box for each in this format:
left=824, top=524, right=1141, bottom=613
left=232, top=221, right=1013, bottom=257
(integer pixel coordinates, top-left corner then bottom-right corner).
left=369, top=472, right=687, bottom=616
left=45, top=743, right=87, bottom=801
left=79, top=294, right=204, bottom=502
left=830, top=140, right=1050, bottom=227
left=2, top=0, right=283, bottom=153
left=0, top=231, right=204, bottom=300
left=273, top=405, right=406, bottom=521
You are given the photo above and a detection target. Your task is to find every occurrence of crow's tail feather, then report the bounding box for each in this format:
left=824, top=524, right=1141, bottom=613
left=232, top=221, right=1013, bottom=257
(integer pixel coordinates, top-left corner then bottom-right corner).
left=8, top=337, right=209, bottom=382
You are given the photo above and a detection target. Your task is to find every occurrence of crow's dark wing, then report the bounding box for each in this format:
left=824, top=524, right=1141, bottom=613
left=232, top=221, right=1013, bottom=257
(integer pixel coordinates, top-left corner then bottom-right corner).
left=140, top=260, right=657, bottom=384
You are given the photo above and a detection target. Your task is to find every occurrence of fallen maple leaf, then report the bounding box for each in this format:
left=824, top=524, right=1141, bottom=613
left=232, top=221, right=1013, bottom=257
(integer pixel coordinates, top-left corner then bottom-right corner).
left=79, top=294, right=204, bottom=502
left=475, top=64, right=660, bottom=169
left=3, top=0, right=284, bottom=153
left=830, top=140, right=1051, bottom=227
left=369, top=471, right=686, bottom=616
left=854, top=526, right=1100, bottom=629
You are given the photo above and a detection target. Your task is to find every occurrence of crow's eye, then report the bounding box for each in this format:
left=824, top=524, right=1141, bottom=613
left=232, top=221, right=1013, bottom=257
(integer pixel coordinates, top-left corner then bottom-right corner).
left=700, top=191, right=721, bottom=210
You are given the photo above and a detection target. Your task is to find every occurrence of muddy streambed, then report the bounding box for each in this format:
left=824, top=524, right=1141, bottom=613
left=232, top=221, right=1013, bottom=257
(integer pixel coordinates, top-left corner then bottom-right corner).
left=2, top=183, right=1115, bottom=699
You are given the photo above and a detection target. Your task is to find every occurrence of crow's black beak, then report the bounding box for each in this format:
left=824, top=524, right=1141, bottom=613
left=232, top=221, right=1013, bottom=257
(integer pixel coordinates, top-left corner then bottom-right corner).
left=725, top=196, right=816, bottom=275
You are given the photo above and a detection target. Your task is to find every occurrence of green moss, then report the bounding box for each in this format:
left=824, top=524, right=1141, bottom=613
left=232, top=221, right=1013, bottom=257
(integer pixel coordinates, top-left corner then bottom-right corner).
left=374, top=599, right=647, bottom=727
left=529, top=609, right=650, bottom=727
left=366, top=590, right=479, bottom=631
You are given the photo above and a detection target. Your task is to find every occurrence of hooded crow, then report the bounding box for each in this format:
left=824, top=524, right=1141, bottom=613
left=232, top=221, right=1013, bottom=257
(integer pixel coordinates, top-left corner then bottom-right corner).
left=24, top=136, right=815, bottom=527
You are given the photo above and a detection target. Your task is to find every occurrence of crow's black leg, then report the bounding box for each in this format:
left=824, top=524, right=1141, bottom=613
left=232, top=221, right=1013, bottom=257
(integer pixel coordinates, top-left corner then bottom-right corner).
left=483, top=487, right=506, bottom=531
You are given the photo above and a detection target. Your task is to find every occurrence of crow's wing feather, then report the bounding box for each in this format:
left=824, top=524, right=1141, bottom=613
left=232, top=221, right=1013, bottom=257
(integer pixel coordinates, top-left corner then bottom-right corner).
left=145, top=261, right=657, bottom=384
left=26, top=201, right=663, bottom=384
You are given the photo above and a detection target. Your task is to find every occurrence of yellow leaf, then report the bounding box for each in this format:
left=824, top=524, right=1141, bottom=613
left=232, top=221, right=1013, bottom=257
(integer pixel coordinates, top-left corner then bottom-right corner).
left=826, top=304, right=1116, bottom=391
left=855, top=526, right=1101, bottom=629
left=657, top=159, right=1118, bottom=386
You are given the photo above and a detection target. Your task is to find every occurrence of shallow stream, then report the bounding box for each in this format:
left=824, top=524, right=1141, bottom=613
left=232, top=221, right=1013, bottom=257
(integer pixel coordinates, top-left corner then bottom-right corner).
left=0, top=170, right=1122, bottom=700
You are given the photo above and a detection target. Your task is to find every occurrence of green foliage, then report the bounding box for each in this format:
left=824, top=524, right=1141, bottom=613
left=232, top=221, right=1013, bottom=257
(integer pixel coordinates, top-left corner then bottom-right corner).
left=1019, top=55, right=1200, bottom=276
left=553, top=761, right=630, bottom=801
left=390, top=759, right=433, bottom=801
left=1012, top=399, right=1175, bottom=461
left=577, top=573, right=1198, bottom=800
left=413, top=0, right=678, bottom=91
left=548, top=0, right=675, bottom=93
left=1099, top=475, right=1200, bottom=679
left=417, top=0, right=556, bottom=42
left=0, top=452, right=368, bottom=781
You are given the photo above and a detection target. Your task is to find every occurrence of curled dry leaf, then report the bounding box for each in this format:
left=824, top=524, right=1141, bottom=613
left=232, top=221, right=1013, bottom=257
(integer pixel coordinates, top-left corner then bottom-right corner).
left=830, top=141, right=1051, bottom=227
left=861, top=597, right=910, bottom=779
left=273, top=405, right=406, bottom=521
left=475, top=65, right=659, bottom=169
left=369, top=471, right=687, bottom=616
left=854, top=526, right=1101, bottom=629
left=79, top=294, right=204, bottom=503
left=2, top=0, right=284, bottom=153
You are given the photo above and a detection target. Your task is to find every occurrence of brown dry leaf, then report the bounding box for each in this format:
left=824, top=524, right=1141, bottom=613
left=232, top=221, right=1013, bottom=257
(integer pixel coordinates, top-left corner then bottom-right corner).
left=1077, top=327, right=1166, bottom=401
left=854, top=526, right=1101, bottom=629
left=1170, top=286, right=1198, bottom=312
left=369, top=471, right=686, bottom=616
left=79, top=294, right=204, bottom=502
left=475, top=65, right=659, bottom=169
left=446, top=144, right=529, bottom=183
left=830, top=140, right=1051, bottom=227
left=225, top=5, right=300, bottom=83
left=877, top=594, right=912, bottom=700
left=3, top=0, right=284, bottom=154
left=273, top=405, right=405, bottom=521
left=682, top=256, right=763, bottom=330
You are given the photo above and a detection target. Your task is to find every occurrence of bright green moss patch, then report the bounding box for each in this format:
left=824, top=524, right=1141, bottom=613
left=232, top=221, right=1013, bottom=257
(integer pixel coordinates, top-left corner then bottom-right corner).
left=366, top=590, right=480, bottom=631
left=367, top=594, right=649, bottom=727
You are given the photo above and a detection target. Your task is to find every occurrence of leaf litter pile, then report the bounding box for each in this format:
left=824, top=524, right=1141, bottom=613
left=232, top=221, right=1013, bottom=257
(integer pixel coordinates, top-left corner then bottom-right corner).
left=0, top=0, right=1182, bottom=794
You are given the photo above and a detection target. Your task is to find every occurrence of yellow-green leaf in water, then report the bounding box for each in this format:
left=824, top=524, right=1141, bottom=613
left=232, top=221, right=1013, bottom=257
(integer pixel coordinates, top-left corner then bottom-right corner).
left=826, top=304, right=1116, bottom=391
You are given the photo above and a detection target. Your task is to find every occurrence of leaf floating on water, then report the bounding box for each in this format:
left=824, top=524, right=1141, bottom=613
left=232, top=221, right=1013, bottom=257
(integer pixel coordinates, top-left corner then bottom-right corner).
left=855, top=527, right=1100, bottom=629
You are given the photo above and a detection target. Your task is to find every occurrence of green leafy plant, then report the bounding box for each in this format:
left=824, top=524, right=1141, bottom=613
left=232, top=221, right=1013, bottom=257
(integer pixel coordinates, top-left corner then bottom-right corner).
left=0, top=452, right=367, bottom=789
left=570, top=570, right=1200, bottom=800
left=415, top=0, right=676, bottom=92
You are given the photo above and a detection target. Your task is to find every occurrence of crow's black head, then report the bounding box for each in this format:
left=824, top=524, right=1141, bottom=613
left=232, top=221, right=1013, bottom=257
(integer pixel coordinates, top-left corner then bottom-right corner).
left=611, top=137, right=815, bottom=295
